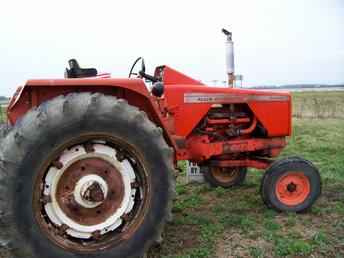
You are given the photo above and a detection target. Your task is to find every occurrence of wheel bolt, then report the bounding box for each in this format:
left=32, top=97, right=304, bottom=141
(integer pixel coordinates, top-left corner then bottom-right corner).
left=84, top=142, right=95, bottom=153
left=116, top=151, right=125, bottom=162
left=52, top=160, right=63, bottom=169
left=131, top=182, right=140, bottom=188
left=41, top=195, right=52, bottom=204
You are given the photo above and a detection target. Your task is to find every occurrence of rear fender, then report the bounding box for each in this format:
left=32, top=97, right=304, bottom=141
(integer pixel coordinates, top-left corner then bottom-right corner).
left=7, top=78, right=175, bottom=147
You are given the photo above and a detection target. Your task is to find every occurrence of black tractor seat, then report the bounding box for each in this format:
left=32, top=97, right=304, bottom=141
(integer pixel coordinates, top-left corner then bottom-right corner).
left=65, top=59, right=98, bottom=78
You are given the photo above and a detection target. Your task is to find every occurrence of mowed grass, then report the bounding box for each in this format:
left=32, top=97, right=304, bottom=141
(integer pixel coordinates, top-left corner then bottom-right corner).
left=284, top=119, right=344, bottom=181
left=149, top=121, right=344, bottom=256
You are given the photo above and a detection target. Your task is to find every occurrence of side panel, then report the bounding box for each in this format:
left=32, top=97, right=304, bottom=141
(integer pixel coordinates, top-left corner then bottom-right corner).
left=164, top=85, right=292, bottom=137
left=248, top=101, right=292, bottom=137
left=163, top=85, right=212, bottom=137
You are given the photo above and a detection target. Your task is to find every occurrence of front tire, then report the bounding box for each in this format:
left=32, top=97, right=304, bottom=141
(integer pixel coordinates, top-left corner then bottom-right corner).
left=261, top=157, right=321, bottom=212
left=0, top=93, right=175, bottom=258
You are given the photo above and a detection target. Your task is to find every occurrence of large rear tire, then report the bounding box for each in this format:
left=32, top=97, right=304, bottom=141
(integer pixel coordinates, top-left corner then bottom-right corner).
left=0, top=93, right=175, bottom=258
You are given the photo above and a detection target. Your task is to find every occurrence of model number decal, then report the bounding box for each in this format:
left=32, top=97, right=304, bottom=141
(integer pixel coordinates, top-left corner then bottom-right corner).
left=184, top=93, right=289, bottom=103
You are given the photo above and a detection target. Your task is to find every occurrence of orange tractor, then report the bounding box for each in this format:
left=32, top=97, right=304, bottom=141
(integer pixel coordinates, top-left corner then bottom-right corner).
left=0, top=30, right=321, bottom=258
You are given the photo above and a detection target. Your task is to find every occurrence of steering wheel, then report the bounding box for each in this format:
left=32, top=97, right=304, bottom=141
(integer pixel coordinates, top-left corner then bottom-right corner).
left=128, top=57, right=158, bottom=82
left=128, top=57, right=145, bottom=78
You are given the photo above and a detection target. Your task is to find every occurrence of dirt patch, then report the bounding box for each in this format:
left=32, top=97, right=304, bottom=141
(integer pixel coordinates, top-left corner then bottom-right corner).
left=216, top=230, right=273, bottom=258
left=148, top=222, right=201, bottom=258
left=0, top=248, right=11, bottom=258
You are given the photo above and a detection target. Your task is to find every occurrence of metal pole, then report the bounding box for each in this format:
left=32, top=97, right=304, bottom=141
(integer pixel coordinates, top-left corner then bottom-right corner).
left=222, top=28, right=235, bottom=88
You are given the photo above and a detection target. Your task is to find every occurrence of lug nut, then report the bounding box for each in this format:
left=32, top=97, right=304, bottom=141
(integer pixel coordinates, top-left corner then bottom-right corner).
left=52, top=160, right=63, bottom=169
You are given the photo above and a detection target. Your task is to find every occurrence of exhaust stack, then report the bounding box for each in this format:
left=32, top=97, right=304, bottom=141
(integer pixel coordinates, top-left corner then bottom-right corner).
left=222, top=28, right=235, bottom=87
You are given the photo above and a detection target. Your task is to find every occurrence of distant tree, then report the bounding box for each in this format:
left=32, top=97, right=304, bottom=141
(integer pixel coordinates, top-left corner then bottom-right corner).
left=0, top=96, right=9, bottom=101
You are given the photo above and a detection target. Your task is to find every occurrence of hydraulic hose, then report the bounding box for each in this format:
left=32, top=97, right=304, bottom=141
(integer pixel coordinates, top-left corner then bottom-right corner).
left=238, top=116, right=257, bottom=135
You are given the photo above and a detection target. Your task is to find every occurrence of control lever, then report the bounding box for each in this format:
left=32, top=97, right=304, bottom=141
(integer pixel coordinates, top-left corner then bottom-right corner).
left=139, top=71, right=159, bottom=83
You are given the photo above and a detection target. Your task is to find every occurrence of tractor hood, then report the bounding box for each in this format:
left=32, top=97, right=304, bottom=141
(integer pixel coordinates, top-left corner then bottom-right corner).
left=158, top=66, right=292, bottom=138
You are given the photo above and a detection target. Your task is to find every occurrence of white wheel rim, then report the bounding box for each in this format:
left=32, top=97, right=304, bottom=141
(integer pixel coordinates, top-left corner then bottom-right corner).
left=43, top=142, right=137, bottom=239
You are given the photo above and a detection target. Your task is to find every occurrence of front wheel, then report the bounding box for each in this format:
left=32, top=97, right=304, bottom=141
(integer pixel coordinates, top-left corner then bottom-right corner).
left=261, top=157, right=321, bottom=212
left=0, top=93, right=175, bottom=258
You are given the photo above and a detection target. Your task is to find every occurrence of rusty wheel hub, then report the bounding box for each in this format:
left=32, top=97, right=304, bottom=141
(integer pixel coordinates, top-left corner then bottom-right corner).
left=83, top=181, right=105, bottom=202
left=42, top=142, right=139, bottom=239
left=74, top=175, right=108, bottom=208
left=211, top=167, right=240, bottom=183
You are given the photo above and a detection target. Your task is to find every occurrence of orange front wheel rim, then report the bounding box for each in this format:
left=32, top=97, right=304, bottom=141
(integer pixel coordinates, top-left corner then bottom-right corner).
left=275, top=172, right=311, bottom=206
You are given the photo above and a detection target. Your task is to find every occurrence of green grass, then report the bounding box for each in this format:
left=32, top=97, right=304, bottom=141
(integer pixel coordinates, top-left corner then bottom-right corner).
left=282, top=118, right=344, bottom=181
left=149, top=115, right=344, bottom=257
left=0, top=106, right=5, bottom=123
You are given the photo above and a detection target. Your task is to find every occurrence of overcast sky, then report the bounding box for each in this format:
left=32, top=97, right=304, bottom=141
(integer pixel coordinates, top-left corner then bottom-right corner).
left=0, top=0, right=343, bottom=96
